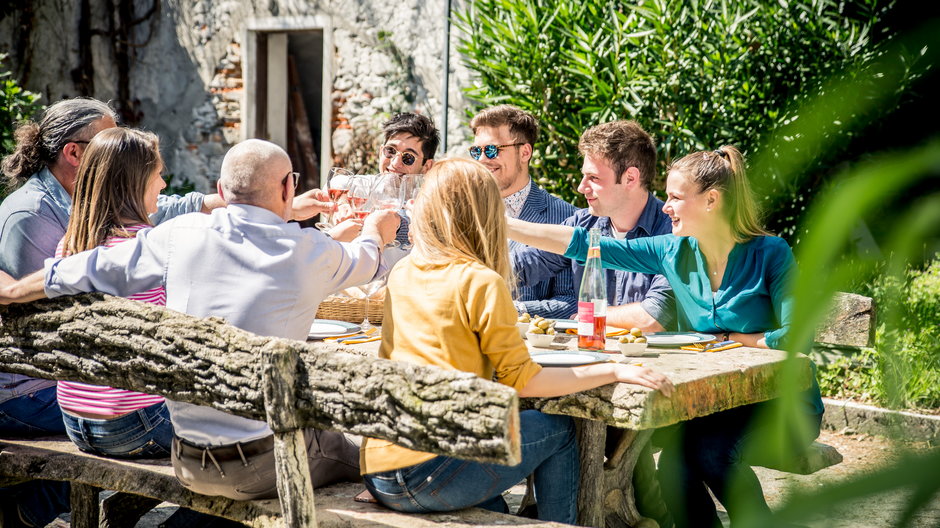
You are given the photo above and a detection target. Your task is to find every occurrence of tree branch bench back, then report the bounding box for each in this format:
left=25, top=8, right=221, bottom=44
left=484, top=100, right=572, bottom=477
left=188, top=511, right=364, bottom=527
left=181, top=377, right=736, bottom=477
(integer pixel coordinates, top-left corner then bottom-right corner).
left=0, top=294, right=553, bottom=528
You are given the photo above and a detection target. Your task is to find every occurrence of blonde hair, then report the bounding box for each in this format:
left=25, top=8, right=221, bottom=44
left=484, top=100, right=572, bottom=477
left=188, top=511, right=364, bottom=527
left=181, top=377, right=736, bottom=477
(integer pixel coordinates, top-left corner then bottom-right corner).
left=411, top=158, right=514, bottom=287
left=61, top=127, right=162, bottom=255
left=668, top=145, right=770, bottom=242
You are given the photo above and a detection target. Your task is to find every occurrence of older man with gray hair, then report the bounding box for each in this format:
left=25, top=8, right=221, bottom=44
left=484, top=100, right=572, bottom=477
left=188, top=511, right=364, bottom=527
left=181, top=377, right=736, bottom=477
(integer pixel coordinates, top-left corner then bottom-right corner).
left=0, top=138, right=400, bottom=501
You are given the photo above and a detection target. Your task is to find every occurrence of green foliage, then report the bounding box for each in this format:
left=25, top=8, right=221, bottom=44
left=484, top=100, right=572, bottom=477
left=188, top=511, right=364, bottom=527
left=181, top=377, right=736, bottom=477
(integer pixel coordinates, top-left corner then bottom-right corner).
left=162, top=174, right=197, bottom=196
left=455, top=0, right=922, bottom=238
left=0, top=53, right=43, bottom=199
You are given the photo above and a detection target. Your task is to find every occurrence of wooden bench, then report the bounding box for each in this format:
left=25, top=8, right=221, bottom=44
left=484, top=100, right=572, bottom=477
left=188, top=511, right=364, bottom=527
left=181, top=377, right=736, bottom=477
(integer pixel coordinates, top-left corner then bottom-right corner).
left=0, top=294, right=566, bottom=528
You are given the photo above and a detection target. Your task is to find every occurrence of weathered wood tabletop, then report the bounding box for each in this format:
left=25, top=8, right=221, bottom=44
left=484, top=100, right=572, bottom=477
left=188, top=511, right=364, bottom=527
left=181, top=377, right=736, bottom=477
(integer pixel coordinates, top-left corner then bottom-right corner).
left=339, top=331, right=812, bottom=528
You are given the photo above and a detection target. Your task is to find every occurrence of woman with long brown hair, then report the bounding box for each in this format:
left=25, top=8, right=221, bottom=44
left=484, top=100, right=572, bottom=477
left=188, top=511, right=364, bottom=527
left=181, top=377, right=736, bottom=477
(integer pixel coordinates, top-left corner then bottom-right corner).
left=359, top=158, right=673, bottom=524
left=507, top=145, right=823, bottom=527
left=54, top=127, right=174, bottom=459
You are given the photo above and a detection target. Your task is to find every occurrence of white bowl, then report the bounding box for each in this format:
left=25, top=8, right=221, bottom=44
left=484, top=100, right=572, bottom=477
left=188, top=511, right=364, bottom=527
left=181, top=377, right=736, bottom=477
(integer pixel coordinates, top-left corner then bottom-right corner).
left=617, top=341, right=649, bottom=355
left=517, top=322, right=530, bottom=339
left=526, top=332, right=556, bottom=348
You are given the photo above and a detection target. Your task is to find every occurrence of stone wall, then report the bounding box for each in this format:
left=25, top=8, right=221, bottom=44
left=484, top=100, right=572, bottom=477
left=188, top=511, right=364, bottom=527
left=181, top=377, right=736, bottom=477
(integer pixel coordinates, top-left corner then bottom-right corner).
left=0, top=0, right=474, bottom=191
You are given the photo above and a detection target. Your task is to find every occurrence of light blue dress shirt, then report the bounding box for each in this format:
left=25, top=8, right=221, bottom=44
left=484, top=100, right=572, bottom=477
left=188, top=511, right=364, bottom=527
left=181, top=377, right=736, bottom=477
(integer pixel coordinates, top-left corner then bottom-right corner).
left=44, top=204, right=387, bottom=445
left=565, top=228, right=823, bottom=416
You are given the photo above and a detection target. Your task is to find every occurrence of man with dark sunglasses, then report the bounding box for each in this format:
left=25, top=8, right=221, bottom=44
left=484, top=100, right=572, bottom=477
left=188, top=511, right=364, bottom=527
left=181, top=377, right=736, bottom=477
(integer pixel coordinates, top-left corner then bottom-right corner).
left=379, top=113, right=439, bottom=250
left=469, top=105, right=577, bottom=319
left=380, top=113, right=438, bottom=176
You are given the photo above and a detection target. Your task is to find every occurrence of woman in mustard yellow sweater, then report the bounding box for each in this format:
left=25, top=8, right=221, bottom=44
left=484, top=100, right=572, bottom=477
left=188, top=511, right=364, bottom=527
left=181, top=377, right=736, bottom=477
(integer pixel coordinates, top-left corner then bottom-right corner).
left=360, top=159, right=673, bottom=524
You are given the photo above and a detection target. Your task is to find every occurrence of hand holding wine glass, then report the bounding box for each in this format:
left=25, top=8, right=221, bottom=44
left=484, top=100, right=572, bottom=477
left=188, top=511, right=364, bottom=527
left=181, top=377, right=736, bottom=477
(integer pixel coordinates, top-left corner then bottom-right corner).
left=315, top=167, right=354, bottom=230
left=398, top=174, right=423, bottom=249
left=368, top=173, right=404, bottom=248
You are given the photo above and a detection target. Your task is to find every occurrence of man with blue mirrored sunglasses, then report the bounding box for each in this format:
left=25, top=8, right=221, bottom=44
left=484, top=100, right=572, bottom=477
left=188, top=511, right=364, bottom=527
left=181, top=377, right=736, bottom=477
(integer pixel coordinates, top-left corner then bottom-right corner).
left=469, top=105, right=577, bottom=319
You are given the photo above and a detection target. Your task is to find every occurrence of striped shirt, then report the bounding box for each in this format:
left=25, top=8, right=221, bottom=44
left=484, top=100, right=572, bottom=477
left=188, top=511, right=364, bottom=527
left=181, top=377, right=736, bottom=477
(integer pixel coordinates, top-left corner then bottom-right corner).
left=55, top=224, right=166, bottom=416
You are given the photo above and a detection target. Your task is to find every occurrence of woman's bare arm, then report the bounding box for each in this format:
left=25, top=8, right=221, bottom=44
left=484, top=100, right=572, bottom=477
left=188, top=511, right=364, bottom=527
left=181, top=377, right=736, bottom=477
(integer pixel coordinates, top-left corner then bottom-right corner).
left=506, top=217, right=577, bottom=255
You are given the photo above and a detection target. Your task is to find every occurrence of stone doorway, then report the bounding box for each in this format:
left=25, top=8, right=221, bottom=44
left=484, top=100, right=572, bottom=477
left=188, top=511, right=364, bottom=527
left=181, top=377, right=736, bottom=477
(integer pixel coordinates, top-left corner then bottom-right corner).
left=244, top=17, right=332, bottom=191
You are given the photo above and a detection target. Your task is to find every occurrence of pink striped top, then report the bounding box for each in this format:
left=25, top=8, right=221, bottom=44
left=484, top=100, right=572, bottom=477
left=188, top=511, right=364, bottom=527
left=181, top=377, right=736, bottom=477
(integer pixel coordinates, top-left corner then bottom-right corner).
left=56, top=224, right=167, bottom=416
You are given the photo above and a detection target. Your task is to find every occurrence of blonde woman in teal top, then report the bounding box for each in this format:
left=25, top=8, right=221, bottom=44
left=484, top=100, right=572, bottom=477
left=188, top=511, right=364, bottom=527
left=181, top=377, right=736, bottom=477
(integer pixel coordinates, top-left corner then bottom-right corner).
left=508, top=145, right=821, bottom=528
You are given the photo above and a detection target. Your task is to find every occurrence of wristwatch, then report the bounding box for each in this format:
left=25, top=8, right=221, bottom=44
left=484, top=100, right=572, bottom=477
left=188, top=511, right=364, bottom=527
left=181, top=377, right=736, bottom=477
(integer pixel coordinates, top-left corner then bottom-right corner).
left=722, top=331, right=731, bottom=341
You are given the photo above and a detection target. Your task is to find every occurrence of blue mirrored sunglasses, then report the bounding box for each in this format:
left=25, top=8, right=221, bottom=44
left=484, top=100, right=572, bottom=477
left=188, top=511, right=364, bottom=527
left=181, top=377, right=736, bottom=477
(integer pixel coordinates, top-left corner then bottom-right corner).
left=469, top=142, right=525, bottom=160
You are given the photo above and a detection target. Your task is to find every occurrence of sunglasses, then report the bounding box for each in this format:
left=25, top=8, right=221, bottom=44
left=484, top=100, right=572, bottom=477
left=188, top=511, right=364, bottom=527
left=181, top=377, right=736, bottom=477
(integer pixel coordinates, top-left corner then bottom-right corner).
left=468, top=143, right=525, bottom=160
left=282, top=171, right=300, bottom=189
left=382, top=145, right=420, bottom=166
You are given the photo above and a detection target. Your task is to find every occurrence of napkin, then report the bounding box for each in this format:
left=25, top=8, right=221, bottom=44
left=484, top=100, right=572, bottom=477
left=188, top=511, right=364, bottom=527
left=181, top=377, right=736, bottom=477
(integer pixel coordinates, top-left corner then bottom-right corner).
left=324, top=326, right=378, bottom=342
left=340, top=335, right=381, bottom=345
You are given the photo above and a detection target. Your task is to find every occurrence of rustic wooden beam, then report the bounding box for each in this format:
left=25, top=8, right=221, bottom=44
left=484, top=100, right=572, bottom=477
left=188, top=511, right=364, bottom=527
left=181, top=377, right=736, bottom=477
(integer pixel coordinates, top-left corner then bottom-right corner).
left=0, top=439, right=574, bottom=528
left=69, top=482, right=100, bottom=528
left=263, top=341, right=318, bottom=527
left=0, top=294, right=520, bottom=465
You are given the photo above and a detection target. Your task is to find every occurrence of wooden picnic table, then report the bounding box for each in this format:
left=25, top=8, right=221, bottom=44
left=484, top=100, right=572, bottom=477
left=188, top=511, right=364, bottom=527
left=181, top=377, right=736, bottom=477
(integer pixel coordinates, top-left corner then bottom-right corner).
left=343, top=330, right=813, bottom=528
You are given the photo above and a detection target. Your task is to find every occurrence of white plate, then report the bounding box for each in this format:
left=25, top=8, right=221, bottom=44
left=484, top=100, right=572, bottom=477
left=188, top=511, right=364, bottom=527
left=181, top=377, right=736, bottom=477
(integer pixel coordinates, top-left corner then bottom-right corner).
left=308, top=319, right=361, bottom=340
left=644, top=332, right=716, bottom=347
left=550, top=319, right=579, bottom=331
left=530, top=351, right=612, bottom=367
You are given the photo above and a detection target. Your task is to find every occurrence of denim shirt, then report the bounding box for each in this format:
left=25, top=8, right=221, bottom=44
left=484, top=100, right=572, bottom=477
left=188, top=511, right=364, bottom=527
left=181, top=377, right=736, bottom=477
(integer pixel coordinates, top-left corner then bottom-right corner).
left=0, top=168, right=205, bottom=401
left=513, top=192, right=677, bottom=329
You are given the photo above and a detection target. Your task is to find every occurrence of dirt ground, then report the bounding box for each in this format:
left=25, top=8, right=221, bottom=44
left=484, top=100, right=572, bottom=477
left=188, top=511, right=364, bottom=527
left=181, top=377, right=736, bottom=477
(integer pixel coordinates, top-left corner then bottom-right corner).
left=752, top=429, right=939, bottom=528
left=50, top=429, right=938, bottom=528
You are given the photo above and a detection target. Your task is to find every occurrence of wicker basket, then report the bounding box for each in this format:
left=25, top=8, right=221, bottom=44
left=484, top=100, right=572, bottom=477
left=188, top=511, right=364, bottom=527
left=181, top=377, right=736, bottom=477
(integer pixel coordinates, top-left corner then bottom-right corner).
left=316, top=295, right=384, bottom=325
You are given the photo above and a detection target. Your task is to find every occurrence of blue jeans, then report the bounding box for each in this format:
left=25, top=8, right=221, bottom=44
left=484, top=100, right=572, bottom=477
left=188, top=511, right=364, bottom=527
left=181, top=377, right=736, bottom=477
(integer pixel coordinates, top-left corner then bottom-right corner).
left=62, top=401, right=173, bottom=458
left=0, top=387, right=66, bottom=436
left=364, top=410, right=579, bottom=524
left=0, top=387, right=71, bottom=525
left=655, top=401, right=823, bottom=528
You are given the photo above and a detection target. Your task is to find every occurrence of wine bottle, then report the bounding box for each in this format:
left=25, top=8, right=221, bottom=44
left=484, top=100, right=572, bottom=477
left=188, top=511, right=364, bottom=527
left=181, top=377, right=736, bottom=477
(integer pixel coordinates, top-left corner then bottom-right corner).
left=578, top=228, right=607, bottom=351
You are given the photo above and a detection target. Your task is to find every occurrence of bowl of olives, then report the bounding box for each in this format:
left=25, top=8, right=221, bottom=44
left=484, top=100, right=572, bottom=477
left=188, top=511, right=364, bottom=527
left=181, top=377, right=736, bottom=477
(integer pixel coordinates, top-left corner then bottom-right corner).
left=516, top=313, right=532, bottom=339
left=525, top=315, right=557, bottom=348
left=617, top=328, right=649, bottom=354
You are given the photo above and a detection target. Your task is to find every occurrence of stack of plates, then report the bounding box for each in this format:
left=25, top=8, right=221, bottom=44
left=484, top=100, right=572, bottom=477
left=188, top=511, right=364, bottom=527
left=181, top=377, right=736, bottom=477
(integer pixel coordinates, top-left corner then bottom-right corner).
left=643, top=332, right=715, bottom=348
left=308, top=319, right=361, bottom=340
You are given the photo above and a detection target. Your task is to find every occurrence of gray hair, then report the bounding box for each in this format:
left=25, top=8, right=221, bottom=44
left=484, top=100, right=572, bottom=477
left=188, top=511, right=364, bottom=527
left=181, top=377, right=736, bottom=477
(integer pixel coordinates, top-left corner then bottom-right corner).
left=1, top=97, right=119, bottom=187
left=219, top=139, right=289, bottom=204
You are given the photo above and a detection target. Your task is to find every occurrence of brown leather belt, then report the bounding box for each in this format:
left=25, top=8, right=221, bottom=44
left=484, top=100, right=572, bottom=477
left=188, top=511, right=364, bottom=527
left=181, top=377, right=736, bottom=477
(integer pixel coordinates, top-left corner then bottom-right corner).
left=174, top=434, right=273, bottom=464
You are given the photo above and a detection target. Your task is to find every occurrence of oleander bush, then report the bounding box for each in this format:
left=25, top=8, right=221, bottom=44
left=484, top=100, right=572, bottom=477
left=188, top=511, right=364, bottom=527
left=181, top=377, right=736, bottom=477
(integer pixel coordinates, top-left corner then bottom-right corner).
left=456, top=0, right=923, bottom=239
left=0, top=53, right=43, bottom=200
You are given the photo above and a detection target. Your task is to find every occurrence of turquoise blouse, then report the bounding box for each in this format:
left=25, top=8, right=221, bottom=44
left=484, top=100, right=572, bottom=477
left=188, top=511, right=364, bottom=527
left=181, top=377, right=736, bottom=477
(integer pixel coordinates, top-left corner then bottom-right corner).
left=565, top=228, right=823, bottom=415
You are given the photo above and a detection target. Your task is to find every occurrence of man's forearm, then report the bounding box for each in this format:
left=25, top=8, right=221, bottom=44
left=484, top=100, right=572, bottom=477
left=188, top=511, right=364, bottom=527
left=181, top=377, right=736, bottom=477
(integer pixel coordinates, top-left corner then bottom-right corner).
left=506, top=217, right=575, bottom=255
left=0, top=269, right=49, bottom=305
left=201, top=193, right=227, bottom=213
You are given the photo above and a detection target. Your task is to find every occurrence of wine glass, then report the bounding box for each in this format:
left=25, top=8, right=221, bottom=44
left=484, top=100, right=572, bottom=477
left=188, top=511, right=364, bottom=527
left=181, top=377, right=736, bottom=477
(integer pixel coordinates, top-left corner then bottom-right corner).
left=359, top=276, right=386, bottom=331
left=368, top=173, right=404, bottom=248
left=347, top=176, right=373, bottom=222
left=398, top=174, right=424, bottom=250
left=315, top=167, right=354, bottom=230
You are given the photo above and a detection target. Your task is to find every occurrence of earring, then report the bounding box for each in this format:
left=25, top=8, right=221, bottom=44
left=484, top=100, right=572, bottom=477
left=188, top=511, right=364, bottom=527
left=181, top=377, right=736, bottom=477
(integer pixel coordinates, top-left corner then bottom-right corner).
left=706, top=207, right=711, bottom=212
